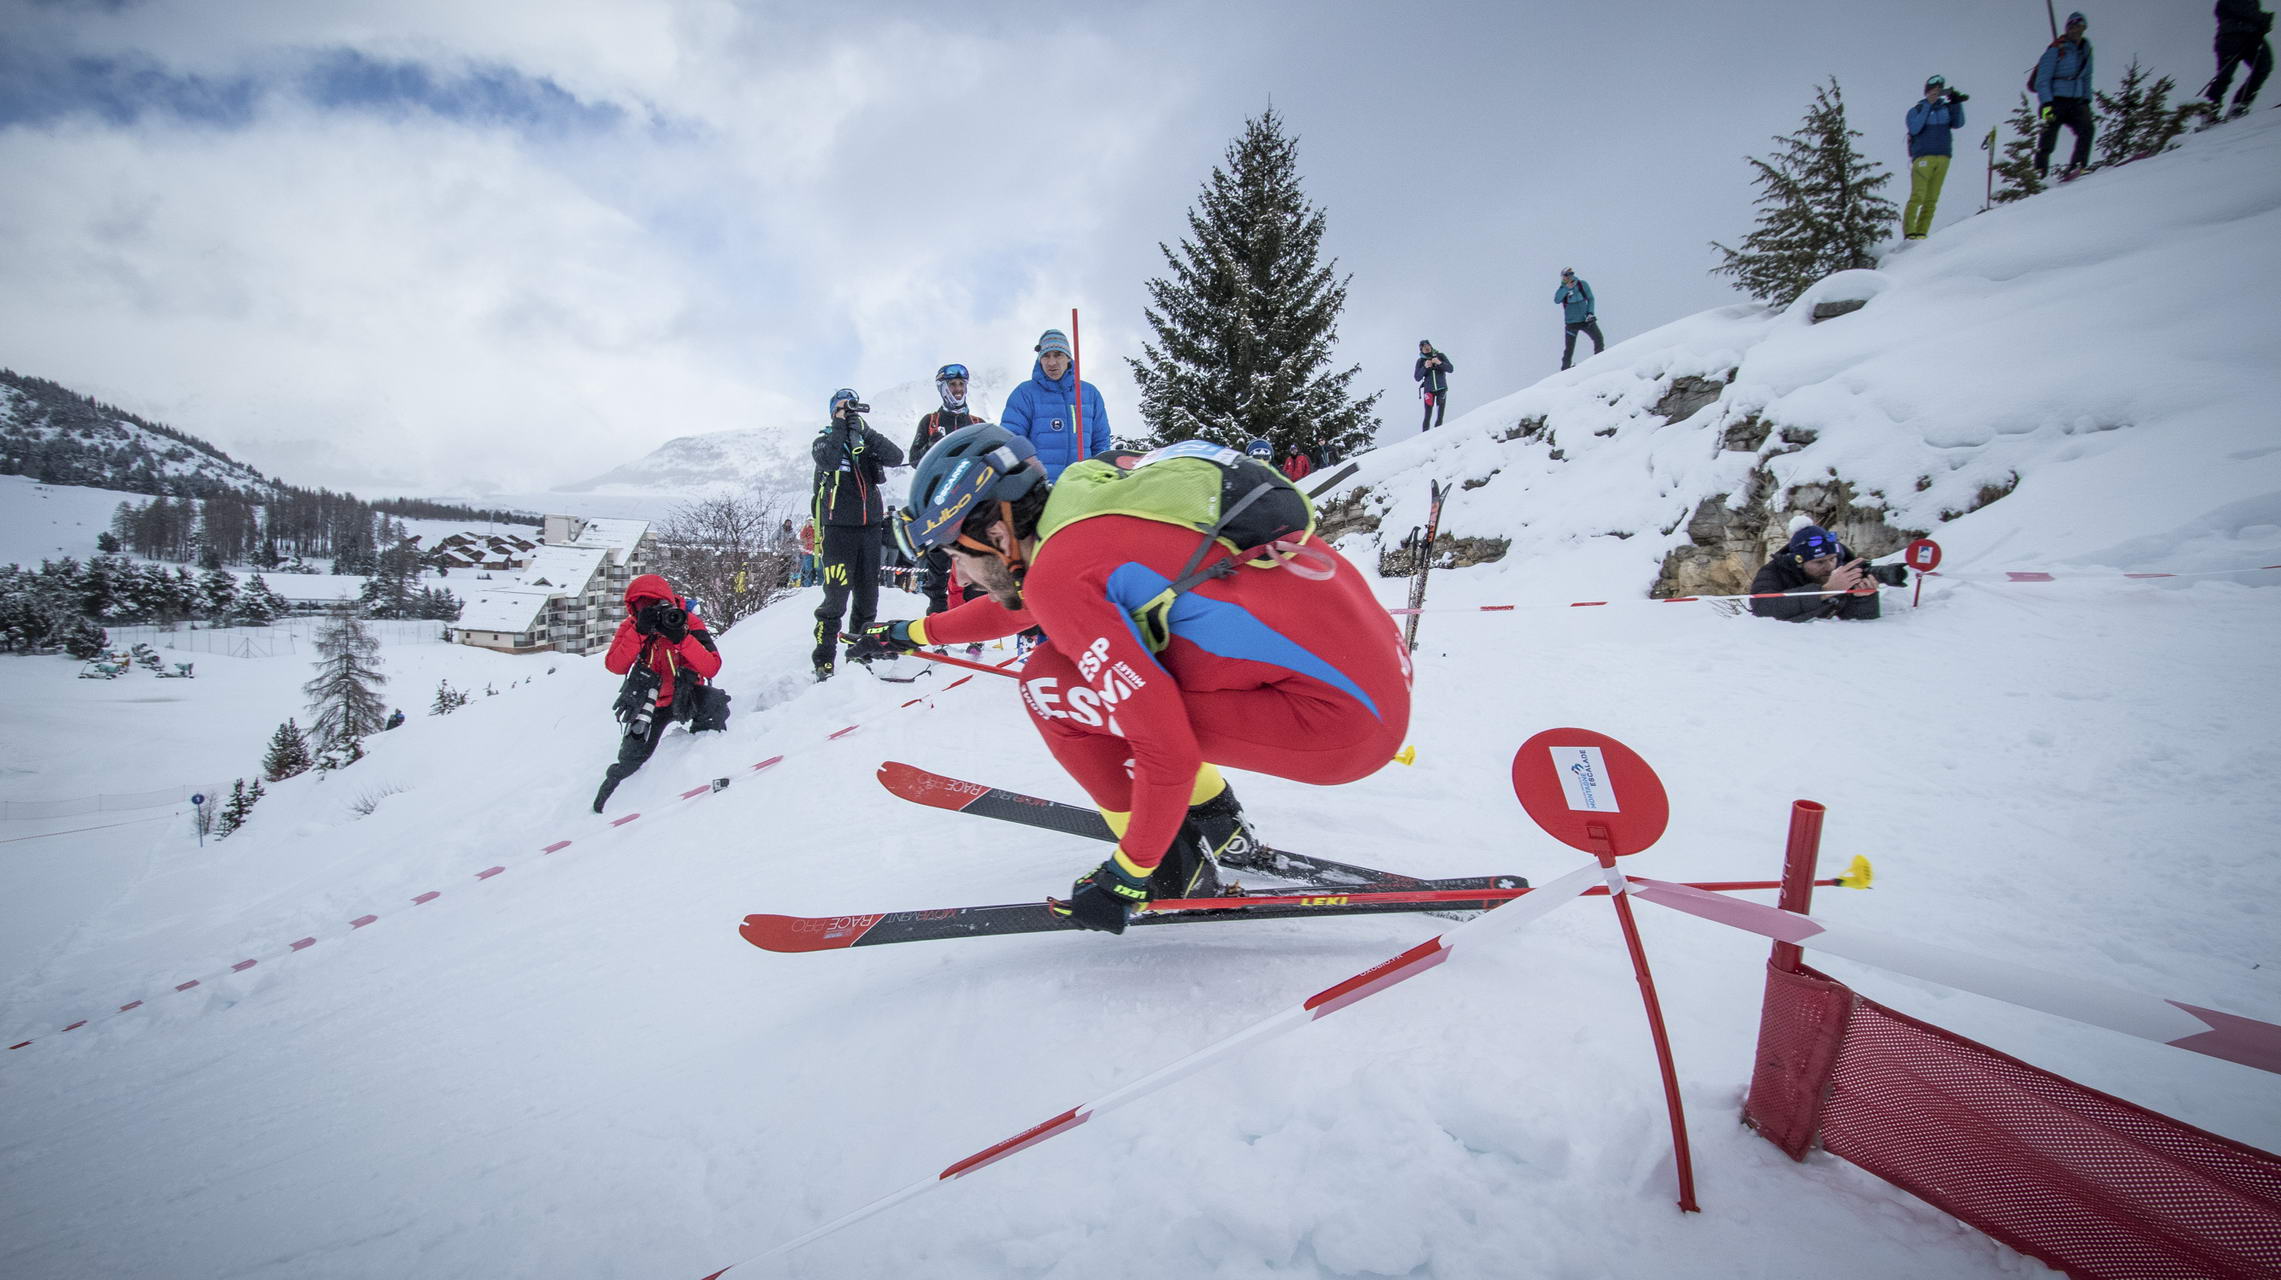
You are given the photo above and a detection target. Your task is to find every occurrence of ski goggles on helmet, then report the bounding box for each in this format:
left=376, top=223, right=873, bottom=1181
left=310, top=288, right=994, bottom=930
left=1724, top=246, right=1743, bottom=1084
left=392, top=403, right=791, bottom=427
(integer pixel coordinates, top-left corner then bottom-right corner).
left=1925, top=74, right=1946, bottom=90
left=935, top=363, right=970, bottom=382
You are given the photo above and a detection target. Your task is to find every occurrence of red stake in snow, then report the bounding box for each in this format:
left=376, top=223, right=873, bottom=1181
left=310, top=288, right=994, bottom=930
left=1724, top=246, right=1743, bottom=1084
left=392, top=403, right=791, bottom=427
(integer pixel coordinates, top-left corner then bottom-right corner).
left=1510, top=728, right=1697, bottom=1212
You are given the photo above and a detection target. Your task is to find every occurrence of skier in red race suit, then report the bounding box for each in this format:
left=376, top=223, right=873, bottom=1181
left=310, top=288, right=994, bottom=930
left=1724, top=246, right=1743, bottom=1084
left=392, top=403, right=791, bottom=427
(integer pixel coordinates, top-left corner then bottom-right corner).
left=849, top=424, right=1412, bottom=933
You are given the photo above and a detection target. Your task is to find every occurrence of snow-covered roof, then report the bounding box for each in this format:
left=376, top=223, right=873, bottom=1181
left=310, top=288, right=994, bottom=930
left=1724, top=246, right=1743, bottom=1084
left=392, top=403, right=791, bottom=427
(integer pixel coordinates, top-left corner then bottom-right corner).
left=517, top=545, right=608, bottom=593
left=453, top=588, right=550, bottom=634
left=452, top=545, right=608, bottom=633
left=557, top=517, right=650, bottom=557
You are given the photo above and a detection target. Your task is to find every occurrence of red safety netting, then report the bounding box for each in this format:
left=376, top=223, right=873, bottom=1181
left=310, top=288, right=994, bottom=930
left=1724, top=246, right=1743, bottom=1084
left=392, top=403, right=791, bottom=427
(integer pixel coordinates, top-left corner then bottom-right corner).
left=1744, top=962, right=2281, bottom=1280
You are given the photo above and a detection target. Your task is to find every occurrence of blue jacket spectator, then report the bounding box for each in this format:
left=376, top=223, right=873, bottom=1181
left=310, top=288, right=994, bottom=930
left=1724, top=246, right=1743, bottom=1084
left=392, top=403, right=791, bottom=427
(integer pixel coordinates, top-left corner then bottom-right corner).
left=1554, top=277, right=1596, bottom=323
left=1000, top=328, right=1111, bottom=480
left=1906, top=96, right=1966, bottom=157
left=2034, top=31, right=2095, bottom=103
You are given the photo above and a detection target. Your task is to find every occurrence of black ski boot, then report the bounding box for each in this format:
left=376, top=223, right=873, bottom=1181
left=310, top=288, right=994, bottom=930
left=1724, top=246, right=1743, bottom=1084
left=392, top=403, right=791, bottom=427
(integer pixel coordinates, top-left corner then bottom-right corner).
left=1187, top=784, right=1265, bottom=870
left=592, top=776, right=620, bottom=814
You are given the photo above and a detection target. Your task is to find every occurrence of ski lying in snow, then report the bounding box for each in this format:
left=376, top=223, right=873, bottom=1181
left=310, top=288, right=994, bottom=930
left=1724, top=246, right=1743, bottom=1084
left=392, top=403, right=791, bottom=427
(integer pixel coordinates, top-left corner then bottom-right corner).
left=1304, top=460, right=1361, bottom=498
left=743, top=890, right=1499, bottom=953
left=876, top=761, right=1521, bottom=893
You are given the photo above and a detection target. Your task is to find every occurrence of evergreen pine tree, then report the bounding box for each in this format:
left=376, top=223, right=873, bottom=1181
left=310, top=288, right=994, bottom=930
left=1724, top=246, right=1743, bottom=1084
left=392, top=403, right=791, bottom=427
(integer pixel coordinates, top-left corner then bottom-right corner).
left=197, top=566, right=238, bottom=621
left=216, top=778, right=252, bottom=838
left=1128, top=107, right=1381, bottom=460
left=262, top=718, right=313, bottom=781
left=302, top=608, right=388, bottom=751
left=429, top=678, right=468, bottom=715
left=1992, top=93, right=2050, bottom=204
left=1710, top=78, right=1900, bottom=308
left=2094, top=60, right=2198, bottom=166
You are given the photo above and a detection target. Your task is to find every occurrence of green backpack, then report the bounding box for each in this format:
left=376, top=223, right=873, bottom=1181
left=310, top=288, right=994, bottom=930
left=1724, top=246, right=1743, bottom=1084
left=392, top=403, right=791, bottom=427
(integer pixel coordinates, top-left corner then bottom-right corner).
left=1036, top=440, right=1322, bottom=651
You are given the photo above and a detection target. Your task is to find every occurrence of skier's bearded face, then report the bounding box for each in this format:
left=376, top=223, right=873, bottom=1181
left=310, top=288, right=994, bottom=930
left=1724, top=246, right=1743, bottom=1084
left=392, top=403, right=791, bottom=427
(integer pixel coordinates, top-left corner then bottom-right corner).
left=948, top=517, right=1025, bottom=609
left=1799, top=553, right=1839, bottom=583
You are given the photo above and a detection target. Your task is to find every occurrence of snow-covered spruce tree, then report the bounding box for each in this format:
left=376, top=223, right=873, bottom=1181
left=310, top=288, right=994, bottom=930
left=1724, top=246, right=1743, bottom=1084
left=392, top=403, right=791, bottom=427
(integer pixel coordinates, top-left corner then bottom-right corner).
left=429, top=679, right=467, bottom=716
left=262, top=718, right=313, bottom=782
left=2094, top=60, right=2199, bottom=167
left=302, top=608, right=388, bottom=752
left=1128, top=106, right=1381, bottom=460
left=1992, top=93, right=2049, bottom=204
left=216, top=777, right=260, bottom=838
left=1710, top=78, right=1899, bottom=308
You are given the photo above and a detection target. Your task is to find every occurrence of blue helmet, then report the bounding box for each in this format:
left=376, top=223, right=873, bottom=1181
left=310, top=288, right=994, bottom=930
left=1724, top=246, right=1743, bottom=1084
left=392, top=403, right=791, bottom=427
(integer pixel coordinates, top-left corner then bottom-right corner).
left=893, top=422, right=1045, bottom=560
left=829, top=387, right=860, bottom=415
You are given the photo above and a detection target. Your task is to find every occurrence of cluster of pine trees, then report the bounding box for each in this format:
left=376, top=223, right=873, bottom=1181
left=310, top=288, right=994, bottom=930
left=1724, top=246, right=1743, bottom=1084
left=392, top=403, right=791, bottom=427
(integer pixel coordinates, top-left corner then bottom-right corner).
left=0, top=556, right=298, bottom=652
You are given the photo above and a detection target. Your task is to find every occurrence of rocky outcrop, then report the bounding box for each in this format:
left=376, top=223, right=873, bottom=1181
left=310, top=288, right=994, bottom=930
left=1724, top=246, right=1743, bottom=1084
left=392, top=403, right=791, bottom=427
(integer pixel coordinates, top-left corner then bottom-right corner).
left=1652, top=474, right=1926, bottom=598
left=1314, top=486, right=1379, bottom=545
left=1652, top=375, right=1729, bottom=424
left=1810, top=298, right=1868, bottom=323
left=1379, top=533, right=1510, bottom=579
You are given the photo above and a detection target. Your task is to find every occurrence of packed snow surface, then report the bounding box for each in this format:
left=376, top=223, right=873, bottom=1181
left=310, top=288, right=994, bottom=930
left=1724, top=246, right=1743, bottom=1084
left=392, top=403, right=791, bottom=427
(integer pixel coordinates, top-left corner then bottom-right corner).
left=2, top=115, right=2278, bottom=1280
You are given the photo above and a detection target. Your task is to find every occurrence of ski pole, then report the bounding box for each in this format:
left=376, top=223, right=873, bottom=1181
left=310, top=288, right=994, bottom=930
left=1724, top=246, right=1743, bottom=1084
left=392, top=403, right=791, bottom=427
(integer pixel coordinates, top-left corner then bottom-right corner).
left=908, top=647, right=1022, bottom=677
left=1145, top=865, right=1868, bottom=915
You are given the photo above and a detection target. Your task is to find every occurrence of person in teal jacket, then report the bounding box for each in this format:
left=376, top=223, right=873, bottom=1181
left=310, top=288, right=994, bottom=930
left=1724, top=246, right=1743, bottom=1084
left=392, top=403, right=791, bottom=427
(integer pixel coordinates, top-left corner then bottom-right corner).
left=2034, top=11, right=2096, bottom=181
left=1000, top=328, right=1111, bottom=480
left=1554, top=269, right=1604, bottom=370
left=1903, top=76, right=1967, bottom=239
left=1414, top=340, right=1453, bottom=432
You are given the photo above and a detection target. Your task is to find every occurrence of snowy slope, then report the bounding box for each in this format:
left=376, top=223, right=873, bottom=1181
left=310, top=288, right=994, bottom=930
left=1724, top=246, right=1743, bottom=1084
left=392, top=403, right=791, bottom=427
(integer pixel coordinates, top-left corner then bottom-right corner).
left=1335, top=111, right=2281, bottom=602
left=2, top=119, right=2278, bottom=1280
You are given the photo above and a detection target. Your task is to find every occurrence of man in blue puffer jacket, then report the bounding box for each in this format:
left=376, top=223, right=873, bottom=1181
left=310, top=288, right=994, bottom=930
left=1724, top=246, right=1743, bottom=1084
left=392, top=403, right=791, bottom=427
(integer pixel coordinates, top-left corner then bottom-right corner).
left=2034, top=10, right=2096, bottom=181
left=1902, top=75, right=1967, bottom=239
left=1000, top=328, right=1111, bottom=480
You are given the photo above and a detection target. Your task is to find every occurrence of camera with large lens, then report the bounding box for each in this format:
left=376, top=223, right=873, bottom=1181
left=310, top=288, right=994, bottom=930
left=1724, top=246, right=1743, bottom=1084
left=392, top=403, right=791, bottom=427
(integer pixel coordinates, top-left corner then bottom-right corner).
left=1865, top=562, right=1910, bottom=587
left=839, top=400, right=872, bottom=416
left=646, top=603, right=688, bottom=633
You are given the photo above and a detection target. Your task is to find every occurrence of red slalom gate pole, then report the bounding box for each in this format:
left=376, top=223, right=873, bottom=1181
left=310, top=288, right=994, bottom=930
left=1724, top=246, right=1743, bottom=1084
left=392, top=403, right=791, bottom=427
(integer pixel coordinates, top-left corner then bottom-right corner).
left=1589, top=822, right=1699, bottom=1212
left=1070, top=307, right=1084, bottom=444
left=1770, top=801, right=1826, bottom=974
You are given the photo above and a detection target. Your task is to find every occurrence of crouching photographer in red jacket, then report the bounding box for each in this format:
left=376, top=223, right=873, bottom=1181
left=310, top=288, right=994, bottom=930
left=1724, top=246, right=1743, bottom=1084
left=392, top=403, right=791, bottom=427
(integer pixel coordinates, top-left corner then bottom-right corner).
left=592, top=573, right=728, bottom=813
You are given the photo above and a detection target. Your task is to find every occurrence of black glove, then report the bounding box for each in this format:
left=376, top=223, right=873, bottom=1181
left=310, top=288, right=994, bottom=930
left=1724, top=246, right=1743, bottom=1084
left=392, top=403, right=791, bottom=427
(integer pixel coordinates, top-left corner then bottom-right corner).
left=632, top=607, right=656, bottom=637
left=1051, top=853, right=1153, bottom=934
left=1946, top=89, right=1968, bottom=104
left=846, top=619, right=920, bottom=662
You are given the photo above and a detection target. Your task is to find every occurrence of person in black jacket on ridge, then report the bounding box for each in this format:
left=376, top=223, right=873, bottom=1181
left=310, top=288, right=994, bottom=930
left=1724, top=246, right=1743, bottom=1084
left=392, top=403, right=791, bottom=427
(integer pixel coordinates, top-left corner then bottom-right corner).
left=810, top=388, right=904, bottom=678
left=1413, top=340, right=1453, bottom=432
left=907, top=363, right=989, bottom=618
left=2206, top=0, right=2273, bottom=119
left=1749, top=524, right=1883, bottom=622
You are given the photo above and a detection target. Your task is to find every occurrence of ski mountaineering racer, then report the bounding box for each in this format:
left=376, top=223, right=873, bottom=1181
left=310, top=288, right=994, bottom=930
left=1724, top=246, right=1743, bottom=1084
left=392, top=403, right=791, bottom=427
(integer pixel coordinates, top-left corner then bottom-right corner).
left=847, top=423, right=1414, bottom=933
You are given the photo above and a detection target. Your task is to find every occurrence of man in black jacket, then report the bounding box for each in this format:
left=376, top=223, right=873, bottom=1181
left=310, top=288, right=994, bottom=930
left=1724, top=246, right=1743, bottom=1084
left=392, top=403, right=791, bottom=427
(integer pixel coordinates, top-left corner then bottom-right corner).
left=1413, top=341, right=1453, bottom=432
left=907, top=363, right=988, bottom=617
left=811, top=388, right=905, bottom=677
left=2206, top=0, right=2273, bottom=119
left=1749, top=525, right=1882, bottom=622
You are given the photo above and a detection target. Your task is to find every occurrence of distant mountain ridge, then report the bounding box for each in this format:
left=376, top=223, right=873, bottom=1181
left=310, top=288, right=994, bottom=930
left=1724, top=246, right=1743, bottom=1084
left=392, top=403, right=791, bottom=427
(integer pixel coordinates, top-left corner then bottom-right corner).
left=560, top=366, right=1018, bottom=509
left=0, top=368, right=271, bottom=498
left=0, top=367, right=534, bottom=525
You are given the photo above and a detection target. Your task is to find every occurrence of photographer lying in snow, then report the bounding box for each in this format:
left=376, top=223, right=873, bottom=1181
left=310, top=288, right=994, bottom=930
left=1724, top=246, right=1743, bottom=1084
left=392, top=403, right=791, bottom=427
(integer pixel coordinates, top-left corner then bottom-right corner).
left=1749, top=524, right=1904, bottom=622
left=593, top=573, right=729, bottom=812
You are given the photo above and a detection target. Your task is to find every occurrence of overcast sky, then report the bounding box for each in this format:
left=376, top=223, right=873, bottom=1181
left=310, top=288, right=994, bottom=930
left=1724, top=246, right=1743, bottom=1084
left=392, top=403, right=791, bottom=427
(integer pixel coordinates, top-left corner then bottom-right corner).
left=0, top=0, right=2211, bottom=496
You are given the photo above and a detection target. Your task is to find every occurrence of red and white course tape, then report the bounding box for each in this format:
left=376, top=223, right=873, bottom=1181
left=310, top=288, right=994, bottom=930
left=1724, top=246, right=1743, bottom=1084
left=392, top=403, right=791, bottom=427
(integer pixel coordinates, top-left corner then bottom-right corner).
left=4, top=665, right=1007, bottom=1058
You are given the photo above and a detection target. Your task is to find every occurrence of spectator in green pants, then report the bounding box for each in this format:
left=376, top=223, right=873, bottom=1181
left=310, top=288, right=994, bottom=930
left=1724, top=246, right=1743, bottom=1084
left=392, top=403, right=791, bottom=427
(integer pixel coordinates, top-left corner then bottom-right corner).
left=1903, top=75, right=1967, bottom=240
